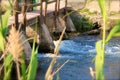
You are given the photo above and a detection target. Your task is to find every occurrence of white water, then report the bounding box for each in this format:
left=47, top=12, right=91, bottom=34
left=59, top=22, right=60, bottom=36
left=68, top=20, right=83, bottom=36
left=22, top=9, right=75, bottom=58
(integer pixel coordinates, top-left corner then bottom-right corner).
left=38, top=35, right=120, bottom=80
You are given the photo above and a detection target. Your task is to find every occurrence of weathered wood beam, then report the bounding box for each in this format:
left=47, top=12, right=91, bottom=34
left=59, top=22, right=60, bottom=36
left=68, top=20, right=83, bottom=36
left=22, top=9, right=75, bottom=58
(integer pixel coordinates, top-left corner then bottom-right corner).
left=44, top=1, right=47, bottom=23
left=21, top=0, right=27, bottom=32
left=14, top=0, right=19, bottom=30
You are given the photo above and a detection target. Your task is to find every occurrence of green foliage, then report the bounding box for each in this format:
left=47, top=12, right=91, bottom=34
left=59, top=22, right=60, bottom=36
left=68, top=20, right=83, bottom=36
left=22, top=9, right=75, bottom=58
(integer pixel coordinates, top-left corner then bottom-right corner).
left=27, top=40, right=38, bottom=80
left=21, top=53, right=27, bottom=80
left=27, top=19, right=38, bottom=80
left=4, top=54, right=13, bottom=80
left=94, top=0, right=120, bottom=80
left=0, top=31, right=5, bottom=51
left=0, top=10, right=11, bottom=51
left=0, top=10, right=12, bottom=80
left=95, top=40, right=104, bottom=80
left=2, top=10, right=11, bottom=37
left=80, top=8, right=97, bottom=16
left=98, top=0, right=107, bottom=25
left=70, top=13, right=93, bottom=33
left=106, top=22, right=120, bottom=43
left=95, top=0, right=107, bottom=80
left=8, top=0, right=13, bottom=8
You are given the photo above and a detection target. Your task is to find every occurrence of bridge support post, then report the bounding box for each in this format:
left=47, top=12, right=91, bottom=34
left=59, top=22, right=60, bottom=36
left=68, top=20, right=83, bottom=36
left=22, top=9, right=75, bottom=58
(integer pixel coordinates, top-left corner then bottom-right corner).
left=64, top=0, right=76, bottom=32
left=37, top=0, right=55, bottom=52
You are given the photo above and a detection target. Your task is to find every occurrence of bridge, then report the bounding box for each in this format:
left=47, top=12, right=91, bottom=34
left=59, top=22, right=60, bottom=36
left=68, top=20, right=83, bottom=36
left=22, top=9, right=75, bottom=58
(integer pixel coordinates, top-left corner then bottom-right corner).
left=7, top=0, right=77, bottom=59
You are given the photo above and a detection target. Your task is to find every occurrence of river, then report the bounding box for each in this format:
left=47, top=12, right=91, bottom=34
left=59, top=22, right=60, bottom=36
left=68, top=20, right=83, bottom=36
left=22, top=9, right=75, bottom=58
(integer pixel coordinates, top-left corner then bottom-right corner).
left=38, top=35, right=120, bottom=80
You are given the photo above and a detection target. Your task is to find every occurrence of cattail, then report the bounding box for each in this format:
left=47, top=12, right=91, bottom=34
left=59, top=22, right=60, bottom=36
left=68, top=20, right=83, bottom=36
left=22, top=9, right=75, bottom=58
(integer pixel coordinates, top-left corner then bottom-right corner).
left=7, top=26, right=23, bottom=62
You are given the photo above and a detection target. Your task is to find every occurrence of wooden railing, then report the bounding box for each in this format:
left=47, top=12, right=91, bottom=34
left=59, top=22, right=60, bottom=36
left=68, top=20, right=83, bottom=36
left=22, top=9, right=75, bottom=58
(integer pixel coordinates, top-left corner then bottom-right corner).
left=13, top=0, right=67, bottom=31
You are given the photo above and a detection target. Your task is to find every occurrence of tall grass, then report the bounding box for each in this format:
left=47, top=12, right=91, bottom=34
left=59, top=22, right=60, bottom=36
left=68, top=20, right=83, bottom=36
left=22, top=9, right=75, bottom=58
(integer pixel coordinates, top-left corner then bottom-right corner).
left=0, top=6, right=38, bottom=80
left=45, top=27, right=67, bottom=80
left=95, top=0, right=107, bottom=79
left=95, top=0, right=120, bottom=80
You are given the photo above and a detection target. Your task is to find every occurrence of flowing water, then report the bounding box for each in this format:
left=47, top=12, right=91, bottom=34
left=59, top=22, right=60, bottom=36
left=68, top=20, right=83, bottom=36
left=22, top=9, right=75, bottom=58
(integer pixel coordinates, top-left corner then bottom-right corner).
left=38, top=35, right=120, bottom=80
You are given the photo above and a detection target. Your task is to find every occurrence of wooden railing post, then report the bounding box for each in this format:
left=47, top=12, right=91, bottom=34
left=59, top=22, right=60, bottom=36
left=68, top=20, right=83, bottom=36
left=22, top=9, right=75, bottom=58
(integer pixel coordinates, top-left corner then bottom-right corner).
left=65, top=0, right=67, bottom=12
left=21, top=0, right=27, bottom=32
left=44, top=1, right=47, bottom=23
left=54, top=0, right=58, bottom=28
left=57, top=0, right=60, bottom=15
left=64, top=0, right=68, bottom=15
left=40, top=0, right=44, bottom=24
left=14, top=0, right=19, bottom=30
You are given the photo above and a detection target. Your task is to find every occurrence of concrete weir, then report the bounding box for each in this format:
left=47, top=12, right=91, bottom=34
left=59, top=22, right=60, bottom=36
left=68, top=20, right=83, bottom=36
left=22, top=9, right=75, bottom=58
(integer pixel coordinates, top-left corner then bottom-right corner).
left=25, top=10, right=77, bottom=53
left=39, top=18, right=55, bottom=52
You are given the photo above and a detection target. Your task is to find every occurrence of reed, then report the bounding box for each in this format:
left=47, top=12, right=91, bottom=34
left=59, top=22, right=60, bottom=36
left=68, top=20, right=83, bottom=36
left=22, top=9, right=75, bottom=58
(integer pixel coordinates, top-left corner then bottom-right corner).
left=95, top=0, right=120, bottom=80
left=95, top=0, right=107, bottom=79
left=27, top=21, right=39, bottom=80
left=0, top=5, right=38, bottom=80
left=7, top=26, right=23, bottom=80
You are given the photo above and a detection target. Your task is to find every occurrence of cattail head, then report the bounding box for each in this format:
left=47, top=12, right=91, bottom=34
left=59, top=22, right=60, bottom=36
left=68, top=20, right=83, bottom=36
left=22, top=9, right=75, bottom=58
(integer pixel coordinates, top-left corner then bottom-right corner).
left=7, top=26, right=23, bottom=62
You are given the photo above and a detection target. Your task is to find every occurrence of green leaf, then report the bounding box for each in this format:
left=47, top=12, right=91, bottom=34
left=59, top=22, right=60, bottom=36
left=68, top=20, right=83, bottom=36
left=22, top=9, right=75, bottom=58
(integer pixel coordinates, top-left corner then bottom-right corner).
left=106, top=22, right=120, bottom=43
left=95, top=40, right=104, bottom=80
left=2, top=10, right=11, bottom=37
left=98, top=0, right=107, bottom=24
left=4, top=54, right=13, bottom=67
left=27, top=46, right=38, bottom=80
left=0, top=32, right=5, bottom=51
left=4, top=54, right=13, bottom=80
left=27, top=22, right=38, bottom=80
left=8, top=0, right=13, bottom=9
left=4, top=63, right=13, bottom=80
left=21, top=53, right=27, bottom=80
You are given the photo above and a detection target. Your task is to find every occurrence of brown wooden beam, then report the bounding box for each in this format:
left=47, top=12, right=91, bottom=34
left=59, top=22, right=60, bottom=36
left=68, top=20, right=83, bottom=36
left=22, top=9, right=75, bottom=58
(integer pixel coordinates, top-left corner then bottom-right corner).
left=44, top=1, right=47, bottom=23
left=14, top=0, right=19, bottom=30
left=21, top=0, right=27, bottom=32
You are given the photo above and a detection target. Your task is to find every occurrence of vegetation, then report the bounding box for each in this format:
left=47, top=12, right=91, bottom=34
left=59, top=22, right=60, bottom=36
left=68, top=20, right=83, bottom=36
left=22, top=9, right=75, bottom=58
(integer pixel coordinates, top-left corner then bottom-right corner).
left=94, top=0, right=120, bottom=80
left=0, top=4, right=38, bottom=80
left=70, top=12, right=93, bottom=33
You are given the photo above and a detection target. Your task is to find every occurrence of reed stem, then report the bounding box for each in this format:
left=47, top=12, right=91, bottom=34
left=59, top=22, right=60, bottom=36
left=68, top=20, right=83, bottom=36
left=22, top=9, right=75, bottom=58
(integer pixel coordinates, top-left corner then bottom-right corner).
left=16, top=61, right=21, bottom=80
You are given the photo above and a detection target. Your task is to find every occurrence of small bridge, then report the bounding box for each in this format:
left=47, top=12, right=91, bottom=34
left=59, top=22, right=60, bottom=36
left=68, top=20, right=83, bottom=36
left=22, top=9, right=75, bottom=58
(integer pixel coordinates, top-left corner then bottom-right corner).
left=8, top=0, right=77, bottom=58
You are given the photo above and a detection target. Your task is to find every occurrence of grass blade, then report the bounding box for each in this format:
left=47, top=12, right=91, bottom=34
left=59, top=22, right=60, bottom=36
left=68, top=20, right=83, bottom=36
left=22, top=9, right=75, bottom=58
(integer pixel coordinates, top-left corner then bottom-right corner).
left=106, top=22, right=120, bottom=43
left=27, top=19, right=38, bottom=80
left=98, top=0, right=107, bottom=24
left=95, top=0, right=108, bottom=80
left=4, top=54, right=13, bottom=80
left=21, top=53, right=27, bottom=80
left=0, top=31, right=5, bottom=51
left=27, top=45, right=38, bottom=80
left=2, top=10, right=11, bottom=37
left=95, top=40, right=104, bottom=80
